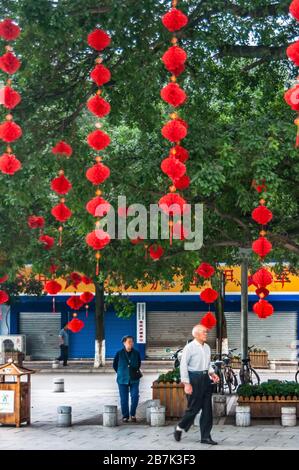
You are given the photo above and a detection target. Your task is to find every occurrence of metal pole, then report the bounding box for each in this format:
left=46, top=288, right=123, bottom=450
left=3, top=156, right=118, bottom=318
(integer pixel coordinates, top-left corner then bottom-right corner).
left=240, top=255, right=248, bottom=363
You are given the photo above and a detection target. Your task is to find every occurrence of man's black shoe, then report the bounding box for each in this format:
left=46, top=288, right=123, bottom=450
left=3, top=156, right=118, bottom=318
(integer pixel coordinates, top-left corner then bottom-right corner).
left=201, top=437, right=218, bottom=445
left=174, top=427, right=182, bottom=442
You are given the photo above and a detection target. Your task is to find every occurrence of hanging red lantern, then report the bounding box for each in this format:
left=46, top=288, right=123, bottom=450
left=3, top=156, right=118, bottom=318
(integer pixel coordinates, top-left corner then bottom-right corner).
left=86, top=196, right=111, bottom=217
left=28, top=215, right=45, bottom=229
left=252, top=267, right=273, bottom=287
left=251, top=205, right=273, bottom=225
left=80, top=292, right=94, bottom=304
left=290, top=0, right=299, bottom=20
left=284, top=84, right=299, bottom=111
left=45, top=280, right=62, bottom=295
left=90, top=64, right=111, bottom=86
left=86, top=162, right=110, bottom=185
left=86, top=230, right=111, bottom=250
left=52, top=140, right=73, bottom=157
left=173, top=174, right=190, bottom=190
left=0, top=152, right=21, bottom=174
left=81, top=275, right=93, bottom=285
left=149, top=244, right=164, bottom=261
left=0, top=86, right=21, bottom=109
left=87, top=29, right=111, bottom=51
left=66, top=296, right=84, bottom=310
left=67, top=317, right=85, bottom=333
left=196, top=262, right=215, bottom=279
left=69, top=272, right=82, bottom=289
left=252, top=237, right=272, bottom=258
left=87, top=129, right=111, bottom=151
left=162, top=7, right=188, bottom=32
left=253, top=299, right=274, bottom=319
left=161, top=156, right=186, bottom=180
left=200, top=288, right=218, bottom=304
left=51, top=203, right=72, bottom=223
left=39, top=234, right=55, bottom=250
left=0, top=19, right=21, bottom=41
left=162, top=119, right=187, bottom=142
left=287, top=41, right=299, bottom=66
left=87, top=95, right=111, bottom=118
left=0, top=52, right=21, bottom=74
left=160, top=82, right=187, bottom=107
left=51, top=174, right=72, bottom=195
left=0, top=290, right=9, bottom=304
left=169, top=145, right=189, bottom=162
left=200, top=313, right=217, bottom=330
left=0, top=120, right=22, bottom=142
left=162, top=46, right=187, bottom=75
left=159, top=192, right=187, bottom=215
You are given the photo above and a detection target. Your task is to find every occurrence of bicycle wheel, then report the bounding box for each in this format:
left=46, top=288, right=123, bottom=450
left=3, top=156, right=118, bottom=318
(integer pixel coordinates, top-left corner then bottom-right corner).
left=249, top=367, right=260, bottom=385
left=223, top=368, right=235, bottom=394
left=295, top=370, right=299, bottom=383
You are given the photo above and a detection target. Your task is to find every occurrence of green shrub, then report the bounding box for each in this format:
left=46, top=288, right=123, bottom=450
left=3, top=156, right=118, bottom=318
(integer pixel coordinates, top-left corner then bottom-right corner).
left=237, top=381, right=299, bottom=398
left=157, top=368, right=181, bottom=384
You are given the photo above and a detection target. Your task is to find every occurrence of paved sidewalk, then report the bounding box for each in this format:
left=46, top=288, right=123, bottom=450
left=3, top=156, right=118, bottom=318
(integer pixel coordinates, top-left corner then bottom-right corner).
left=0, top=372, right=298, bottom=450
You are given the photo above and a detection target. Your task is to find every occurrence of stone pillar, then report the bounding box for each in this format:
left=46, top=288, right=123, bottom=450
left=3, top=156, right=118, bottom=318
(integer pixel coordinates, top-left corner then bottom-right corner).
left=146, top=399, right=161, bottom=424
left=53, top=378, right=64, bottom=392
left=281, top=407, right=297, bottom=427
left=57, top=406, right=72, bottom=427
left=235, top=405, right=251, bottom=427
left=150, top=406, right=166, bottom=427
left=213, top=395, right=227, bottom=417
left=103, top=405, right=118, bottom=427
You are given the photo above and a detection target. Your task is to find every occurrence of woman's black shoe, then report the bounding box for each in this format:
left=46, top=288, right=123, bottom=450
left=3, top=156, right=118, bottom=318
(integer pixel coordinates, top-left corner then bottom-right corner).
left=200, top=438, right=218, bottom=445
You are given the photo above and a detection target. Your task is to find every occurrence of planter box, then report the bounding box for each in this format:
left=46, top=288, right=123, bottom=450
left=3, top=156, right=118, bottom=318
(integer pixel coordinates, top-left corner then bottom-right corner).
left=152, top=381, right=187, bottom=419
left=238, top=396, right=299, bottom=418
left=249, top=352, right=269, bottom=369
left=231, top=359, right=241, bottom=369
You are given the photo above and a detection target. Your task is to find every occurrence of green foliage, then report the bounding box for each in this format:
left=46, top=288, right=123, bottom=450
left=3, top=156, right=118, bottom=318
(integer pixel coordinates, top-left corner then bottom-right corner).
left=157, top=367, right=181, bottom=384
left=237, top=381, right=299, bottom=398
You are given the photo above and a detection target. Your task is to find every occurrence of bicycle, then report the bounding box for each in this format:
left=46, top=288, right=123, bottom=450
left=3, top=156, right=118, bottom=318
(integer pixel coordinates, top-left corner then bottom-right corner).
left=211, top=348, right=239, bottom=394
left=239, top=345, right=260, bottom=385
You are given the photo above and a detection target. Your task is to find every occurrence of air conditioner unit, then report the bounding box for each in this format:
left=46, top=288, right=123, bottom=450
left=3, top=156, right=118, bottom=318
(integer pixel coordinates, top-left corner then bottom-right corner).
left=0, top=335, right=26, bottom=354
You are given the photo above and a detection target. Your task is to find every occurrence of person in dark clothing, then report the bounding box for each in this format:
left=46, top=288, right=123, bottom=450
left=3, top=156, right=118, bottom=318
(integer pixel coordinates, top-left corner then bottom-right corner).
left=56, top=323, right=69, bottom=366
left=113, top=335, right=142, bottom=423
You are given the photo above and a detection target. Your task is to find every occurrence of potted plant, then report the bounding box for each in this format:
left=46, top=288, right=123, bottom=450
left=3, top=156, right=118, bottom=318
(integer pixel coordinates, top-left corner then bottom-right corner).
left=237, top=381, right=299, bottom=418
left=249, top=348, right=269, bottom=368
left=152, top=368, right=187, bottom=418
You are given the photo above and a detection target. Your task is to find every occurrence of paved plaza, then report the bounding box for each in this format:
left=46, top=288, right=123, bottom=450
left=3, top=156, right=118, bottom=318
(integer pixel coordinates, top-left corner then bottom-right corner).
left=1, top=369, right=299, bottom=450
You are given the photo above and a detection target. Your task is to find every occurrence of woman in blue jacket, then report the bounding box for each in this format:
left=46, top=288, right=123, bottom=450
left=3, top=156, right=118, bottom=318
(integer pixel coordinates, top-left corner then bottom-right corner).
left=113, top=335, right=142, bottom=423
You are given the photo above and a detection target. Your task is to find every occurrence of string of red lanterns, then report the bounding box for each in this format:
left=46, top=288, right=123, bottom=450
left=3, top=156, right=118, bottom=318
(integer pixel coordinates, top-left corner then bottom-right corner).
left=285, top=1, right=299, bottom=145
left=50, top=140, right=73, bottom=246
left=0, top=19, right=22, bottom=175
left=250, top=182, right=275, bottom=319
left=196, top=262, right=217, bottom=329
left=157, top=0, right=189, bottom=252
left=85, top=27, right=112, bottom=275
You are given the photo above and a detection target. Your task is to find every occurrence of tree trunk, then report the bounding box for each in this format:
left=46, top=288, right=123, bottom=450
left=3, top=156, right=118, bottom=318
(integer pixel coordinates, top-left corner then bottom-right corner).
left=94, top=281, right=105, bottom=368
left=214, top=272, right=227, bottom=357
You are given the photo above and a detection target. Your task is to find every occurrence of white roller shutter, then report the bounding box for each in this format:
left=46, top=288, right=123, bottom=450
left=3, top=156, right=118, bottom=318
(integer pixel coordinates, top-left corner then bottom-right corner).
left=146, top=311, right=216, bottom=358
left=19, top=312, right=61, bottom=360
left=225, top=311, right=297, bottom=360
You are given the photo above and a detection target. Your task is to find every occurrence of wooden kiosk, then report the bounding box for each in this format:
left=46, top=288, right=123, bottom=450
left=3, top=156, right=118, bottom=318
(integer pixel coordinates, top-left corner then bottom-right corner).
left=0, top=361, right=35, bottom=427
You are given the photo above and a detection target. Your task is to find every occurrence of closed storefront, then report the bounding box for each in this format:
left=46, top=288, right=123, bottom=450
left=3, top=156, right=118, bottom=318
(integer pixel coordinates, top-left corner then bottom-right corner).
left=146, top=310, right=217, bottom=358
left=226, top=310, right=297, bottom=360
left=19, top=311, right=61, bottom=360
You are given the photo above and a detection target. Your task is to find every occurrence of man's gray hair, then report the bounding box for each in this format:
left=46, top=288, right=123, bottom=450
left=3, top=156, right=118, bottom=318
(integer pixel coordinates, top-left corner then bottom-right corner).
left=192, top=324, right=207, bottom=337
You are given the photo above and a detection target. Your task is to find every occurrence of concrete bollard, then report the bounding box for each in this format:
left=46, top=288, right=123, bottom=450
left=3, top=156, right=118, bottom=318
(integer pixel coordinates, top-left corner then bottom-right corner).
left=103, top=405, right=118, bottom=427
left=146, top=399, right=161, bottom=424
left=281, top=407, right=297, bottom=427
left=213, top=395, right=227, bottom=417
left=150, top=406, right=166, bottom=427
left=57, top=406, right=72, bottom=427
left=235, top=405, right=251, bottom=427
left=52, top=360, right=60, bottom=369
left=53, top=378, right=65, bottom=393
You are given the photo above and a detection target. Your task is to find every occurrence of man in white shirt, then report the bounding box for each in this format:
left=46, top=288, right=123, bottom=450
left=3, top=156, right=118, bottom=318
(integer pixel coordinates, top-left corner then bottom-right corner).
left=174, top=324, right=219, bottom=445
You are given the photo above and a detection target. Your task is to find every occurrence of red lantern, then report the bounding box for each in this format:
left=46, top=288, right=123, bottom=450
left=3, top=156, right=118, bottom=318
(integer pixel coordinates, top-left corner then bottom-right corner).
left=149, top=244, right=164, bottom=261
left=196, top=263, right=215, bottom=279
left=51, top=174, right=72, bottom=195
left=252, top=237, right=272, bottom=258
left=87, top=95, right=111, bottom=118
left=80, top=292, right=94, bottom=303
left=86, top=162, right=110, bottom=185
left=253, top=299, right=274, bottom=318
left=67, top=296, right=84, bottom=310
left=159, top=192, right=187, bottom=215
left=200, top=312, right=217, bottom=330
left=169, top=145, right=189, bottom=162
left=0, top=86, right=21, bottom=109
left=51, top=203, right=72, bottom=223
left=284, top=85, right=299, bottom=111
left=0, top=52, right=21, bottom=74
left=0, top=19, right=21, bottom=41
left=39, top=234, right=54, bottom=250
left=173, top=174, right=190, bottom=190
left=90, top=64, right=111, bottom=86
left=251, top=205, right=273, bottom=225
left=70, top=272, right=82, bottom=289
left=162, top=119, right=187, bottom=142
left=0, top=290, right=9, bottom=304
left=28, top=215, right=45, bottom=229
left=290, top=0, right=299, bottom=21
left=87, top=29, right=111, bottom=51
left=162, top=8, right=188, bottom=32
left=87, top=129, right=111, bottom=151
left=86, top=230, right=111, bottom=250
left=161, top=156, right=186, bottom=180
left=252, top=268, right=273, bottom=287
left=287, top=41, right=299, bottom=66
left=67, top=318, right=85, bottom=333
left=0, top=121, right=22, bottom=142
left=81, top=275, right=93, bottom=285
left=45, top=280, right=62, bottom=295
left=200, top=288, right=218, bottom=304
left=160, top=83, right=187, bottom=107
left=86, top=196, right=111, bottom=217
left=0, top=153, right=21, bottom=175
left=52, top=141, right=73, bottom=157
left=162, top=46, right=187, bottom=75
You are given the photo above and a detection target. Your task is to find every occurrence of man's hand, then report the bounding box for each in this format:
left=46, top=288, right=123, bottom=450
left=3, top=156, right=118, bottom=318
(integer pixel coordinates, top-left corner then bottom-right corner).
left=184, top=383, right=193, bottom=395
left=210, top=373, right=220, bottom=383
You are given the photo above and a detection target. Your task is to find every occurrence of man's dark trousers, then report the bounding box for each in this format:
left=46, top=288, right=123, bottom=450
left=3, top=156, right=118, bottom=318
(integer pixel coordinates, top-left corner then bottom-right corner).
left=178, top=371, right=213, bottom=439
left=57, top=345, right=68, bottom=366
